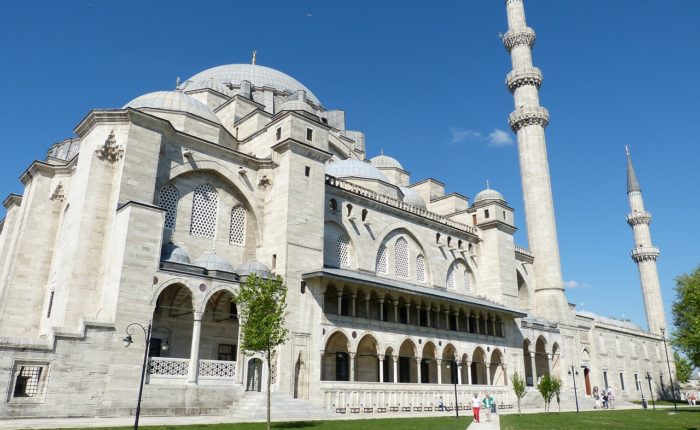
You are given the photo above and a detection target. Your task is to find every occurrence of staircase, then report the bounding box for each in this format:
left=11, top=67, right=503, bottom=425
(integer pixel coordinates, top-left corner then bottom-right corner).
left=230, top=392, right=334, bottom=421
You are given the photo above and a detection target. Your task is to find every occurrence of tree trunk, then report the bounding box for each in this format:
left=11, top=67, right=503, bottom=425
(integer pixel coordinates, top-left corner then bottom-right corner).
left=517, top=398, right=521, bottom=415
left=267, top=348, right=271, bottom=430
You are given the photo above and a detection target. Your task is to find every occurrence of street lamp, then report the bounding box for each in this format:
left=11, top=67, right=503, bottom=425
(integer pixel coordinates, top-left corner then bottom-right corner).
left=567, top=365, right=580, bottom=413
left=659, top=328, right=678, bottom=412
left=153, top=326, right=172, bottom=352
left=645, top=372, right=656, bottom=410
left=445, top=359, right=459, bottom=419
left=123, top=321, right=152, bottom=430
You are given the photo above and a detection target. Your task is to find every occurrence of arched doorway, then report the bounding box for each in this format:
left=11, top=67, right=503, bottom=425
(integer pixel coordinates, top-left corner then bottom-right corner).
left=421, top=342, right=438, bottom=383
left=535, top=336, right=550, bottom=382
left=151, top=284, right=194, bottom=360
left=490, top=349, right=505, bottom=385
left=246, top=358, right=263, bottom=391
left=551, top=342, right=561, bottom=379
left=582, top=348, right=592, bottom=396
left=355, top=334, right=380, bottom=382
left=322, top=331, right=350, bottom=381
left=384, top=346, right=395, bottom=383
left=441, top=344, right=457, bottom=384
left=398, top=339, right=417, bottom=383
left=523, top=339, right=534, bottom=386
left=471, top=347, right=487, bottom=385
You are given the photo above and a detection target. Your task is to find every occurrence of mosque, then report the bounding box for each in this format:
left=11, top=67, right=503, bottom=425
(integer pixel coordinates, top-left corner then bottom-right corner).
left=0, top=0, right=675, bottom=418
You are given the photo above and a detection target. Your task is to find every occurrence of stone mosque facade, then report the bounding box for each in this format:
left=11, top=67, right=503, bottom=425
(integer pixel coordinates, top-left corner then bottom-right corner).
left=0, top=0, right=675, bottom=418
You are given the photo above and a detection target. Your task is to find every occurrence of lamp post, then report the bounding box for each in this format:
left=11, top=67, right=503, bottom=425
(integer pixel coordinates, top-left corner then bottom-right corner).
left=123, top=321, right=152, bottom=430
left=446, top=359, right=459, bottom=419
left=152, top=326, right=172, bottom=353
left=659, top=328, right=678, bottom=411
left=567, top=365, right=580, bottom=413
left=645, top=372, right=656, bottom=410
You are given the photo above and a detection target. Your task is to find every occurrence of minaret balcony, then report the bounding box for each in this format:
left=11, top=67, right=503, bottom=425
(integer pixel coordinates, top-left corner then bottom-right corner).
left=502, top=27, right=536, bottom=52
left=509, top=106, right=549, bottom=131
left=626, top=211, right=652, bottom=226
left=506, top=67, right=542, bottom=93
left=630, top=246, right=660, bottom=262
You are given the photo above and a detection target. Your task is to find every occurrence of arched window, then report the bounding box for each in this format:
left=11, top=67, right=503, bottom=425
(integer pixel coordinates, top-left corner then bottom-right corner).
left=463, top=270, right=473, bottom=293
left=190, top=184, right=218, bottom=238
left=446, top=262, right=456, bottom=289
left=159, top=184, right=179, bottom=230
left=395, top=237, right=409, bottom=278
left=598, top=334, right=607, bottom=354
left=416, top=254, right=426, bottom=283
left=229, top=205, right=246, bottom=245
left=376, top=245, right=388, bottom=274
left=337, top=235, right=350, bottom=267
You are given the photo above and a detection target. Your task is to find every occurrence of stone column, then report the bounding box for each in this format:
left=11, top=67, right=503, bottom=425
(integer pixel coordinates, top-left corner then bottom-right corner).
left=393, top=356, right=399, bottom=383
left=364, top=293, right=370, bottom=318
left=466, top=361, right=472, bottom=385
left=482, top=314, right=488, bottom=335
left=379, top=356, right=385, bottom=383
left=351, top=293, right=357, bottom=317
left=426, top=306, right=431, bottom=327
left=437, top=359, right=442, bottom=384
left=378, top=299, right=385, bottom=321
left=444, top=309, right=451, bottom=330
left=415, top=357, right=421, bottom=384
left=530, top=354, right=537, bottom=385
left=486, top=364, right=491, bottom=386
left=491, top=316, right=497, bottom=337
left=337, top=291, right=343, bottom=315
left=187, top=311, right=203, bottom=384
left=350, top=352, right=356, bottom=382
left=392, top=300, right=399, bottom=323
left=454, top=311, right=460, bottom=331
left=435, top=305, right=441, bottom=329
left=405, top=303, right=411, bottom=325
left=457, top=362, right=463, bottom=385
left=416, top=305, right=421, bottom=326
left=466, top=312, right=471, bottom=332
left=500, top=320, right=505, bottom=338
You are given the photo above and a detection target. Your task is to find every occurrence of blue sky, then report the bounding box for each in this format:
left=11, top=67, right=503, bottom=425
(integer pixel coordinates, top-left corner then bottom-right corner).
left=1, top=1, right=698, bottom=331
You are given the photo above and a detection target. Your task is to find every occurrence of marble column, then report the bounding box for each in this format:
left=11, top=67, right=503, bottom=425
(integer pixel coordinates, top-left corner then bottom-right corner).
left=435, top=305, right=441, bottom=329
left=351, top=293, right=357, bottom=317
left=393, top=356, right=399, bottom=383
left=531, top=354, right=537, bottom=385
left=416, top=305, right=421, bottom=326
left=405, top=303, right=411, bottom=325
left=491, top=316, right=497, bottom=337
left=350, top=352, right=356, bottom=382
left=378, top=299, right=384, bottom=321
left=187, top=311, right=203, bottom=384
left=415, top=357, right=421, bottom=384
left=466, top=361, right=472, bottom=384
left=454, top=311, right=460, bottom=331
left=437, top=359, right=442, bottom=384
left=457, top=363, right=463, bottom=385
left=379, top=356, right=385, bottom=383
left=364, top=294, right=370, bottom=318
left=337, top=291, right=343, bottom=315
left=392, top=300, right=399, bottom=323
left=444, top=310, right=450, bottom=330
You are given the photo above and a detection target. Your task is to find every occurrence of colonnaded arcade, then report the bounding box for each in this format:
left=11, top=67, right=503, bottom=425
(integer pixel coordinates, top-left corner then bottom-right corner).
left=0, top=0, right=675, bottom=419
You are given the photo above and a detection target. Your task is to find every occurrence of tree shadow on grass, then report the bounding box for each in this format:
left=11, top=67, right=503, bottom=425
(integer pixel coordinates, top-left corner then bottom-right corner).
left=273, top=422, right=320, bottom=429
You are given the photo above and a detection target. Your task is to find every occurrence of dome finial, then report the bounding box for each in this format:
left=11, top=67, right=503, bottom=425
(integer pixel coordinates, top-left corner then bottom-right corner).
left=252, top=50, right=257, bottom=65
left=380, top=148, right=384, bottom=155
left=486, top=179, right=490, bottom=190
left=175, top=76, right=180, bottom=90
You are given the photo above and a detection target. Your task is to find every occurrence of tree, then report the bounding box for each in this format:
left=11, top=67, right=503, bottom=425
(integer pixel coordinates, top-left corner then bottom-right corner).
left=537, top=374, right=556, bottom=413
left=551, top=377, right=563, bottom=412
left=234, top=274, right=289, bottom=430
left=510, top=371, right=528, bottom=414
left=671, top=265, right=700, bottom=367
left=674, top=350, right=693, bottom=384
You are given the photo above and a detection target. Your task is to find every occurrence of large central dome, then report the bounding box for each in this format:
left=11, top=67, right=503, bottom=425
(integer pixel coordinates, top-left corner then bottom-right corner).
left=180, top=64, right=321, bottom=106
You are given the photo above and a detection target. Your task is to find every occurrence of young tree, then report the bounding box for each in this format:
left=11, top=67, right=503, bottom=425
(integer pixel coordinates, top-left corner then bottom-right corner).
left=671, top=265, right=700, bottom=367
left=551, top=377, right=563, bottom=412
left=510, top=371, right=528, bottom=414
left=234, top=274, right=289, bottom=430
left=674, top=350, right=693, bottom=384
left=537, top=375, right=555, bottom=413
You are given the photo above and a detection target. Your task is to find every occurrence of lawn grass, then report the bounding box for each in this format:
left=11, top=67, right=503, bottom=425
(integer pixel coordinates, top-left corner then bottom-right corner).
left=501, top=408, right=700, bottom=430
left=65, top=416, right=472, bottom=430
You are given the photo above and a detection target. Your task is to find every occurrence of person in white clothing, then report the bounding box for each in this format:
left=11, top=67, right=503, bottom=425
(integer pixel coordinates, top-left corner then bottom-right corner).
left=471, top=393, right=481, bottom=423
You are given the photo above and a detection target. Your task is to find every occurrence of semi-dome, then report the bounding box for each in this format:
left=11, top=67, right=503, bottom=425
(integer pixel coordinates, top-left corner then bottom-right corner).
left=238, top=260, right=272, bottom=279
left=179, top=64, right=321, bottom=106
left=160, top=242, right=190, bottom=264
left=370, top=154, right=404, bottom=170
left=193, top=253, right=235, bottom=273
left=124, top=91, right=221, bottom=124
left=473, top=188, right=506, bottom=204
left=399, top=186, right=426, bottom=209
left=326, top=159, right=390, bottom=182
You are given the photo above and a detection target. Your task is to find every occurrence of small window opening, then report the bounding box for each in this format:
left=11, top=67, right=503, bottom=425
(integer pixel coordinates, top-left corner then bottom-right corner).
left=13, top=366, right=42, bottom=398
left=272, top=254, right=277, bottom=269
left=472, top=214, right=477, bottom=225
left=458, top=240, right=463, bottom=249
left=306, top=128, right=313, bottom=141
left=447, top=236, right=452, bottom=247
left=46, top=291, right=55, bottom=318
left=361, top=208, right=368, bottom=222
left=235, top=127, right=239, bottom=139
left=436, top=233, right=441, bottom=244
left=329, top=199, right=338, bottom=211
left=502, top=210, right=506, bottom=220
left=346, top=204, right=353, bottom=217
left=305, top=166, right=310, bottom=177
left=276, top=127, right=281, bottom=140
left=484, top=209, right=490, bottom=219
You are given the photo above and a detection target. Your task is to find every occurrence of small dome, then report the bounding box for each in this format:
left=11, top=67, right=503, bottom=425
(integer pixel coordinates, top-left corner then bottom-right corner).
left=370, top=154, right=403, bottom=170
left=326, top=159, right=389, bottom=182
left=474, top=188, right=505, bottom=204
left=124, top=91, right=221, bottom=124
left=399, top=186, right=426, bottom=209
left=238, top=260, right=272, bottom=278
left=193, top=253, right=235, bottom=273
left=161, top=242, right=190, bottom=264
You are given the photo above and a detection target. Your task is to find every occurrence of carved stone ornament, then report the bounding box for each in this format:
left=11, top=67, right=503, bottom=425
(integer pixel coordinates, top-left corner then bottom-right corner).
left=502, top=27, right=536, bottom=52
left=630, top=246, right=660, bottom=263
left=95, top=130, right=124, bottom=162
left=509, top=106, right=550, bottom=132
left=258, top=175, right=272, bottom=190
left=506, top=67, right=543, bottom=93
left=50, top=182, right=65, bottom=202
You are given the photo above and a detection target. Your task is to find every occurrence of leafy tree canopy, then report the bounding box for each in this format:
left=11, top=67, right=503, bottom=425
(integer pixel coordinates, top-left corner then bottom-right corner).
left=671, top=265, right=700, bottom=367
left=673, top=350, right=693, bottom=384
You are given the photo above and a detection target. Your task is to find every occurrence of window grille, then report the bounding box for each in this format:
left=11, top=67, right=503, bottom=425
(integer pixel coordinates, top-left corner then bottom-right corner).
left=190, top=184, right=218, bottom=238
left=337, top=235, right=350, bottom=267
left=229, top=205, right=246, bottom=245
left=395, top=237, right=409, bottom=278
left=416, top=255, right=426, bottom=283
left=464, top=270, right=472, bottom=293
left=46, top=291, right=54, bottom=318
left=376, top=245, right=388, bottom=274
left=13, top=366, right=42, bottom=398
left=159, top=184, right=179, bottom=230
left=446, top=263, right=456, bottom=289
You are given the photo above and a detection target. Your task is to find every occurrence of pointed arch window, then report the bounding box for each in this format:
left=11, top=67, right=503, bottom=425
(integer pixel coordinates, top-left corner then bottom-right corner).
left=190, top=184, right=218, bottom=239
left=416, top=254, right=426, bottom=283
left=159, top=184, right=179, bottom=230
left=229, top=204, right=246, bottom=245
left=376, top=245, right=388, bottom=274
left=337, top=235, right=350, bottom=267
left=395, top=237, right=409, bottom=279
left=464, top=269, right=473, bottom=293
left=446, top=262, right=456, bottom=289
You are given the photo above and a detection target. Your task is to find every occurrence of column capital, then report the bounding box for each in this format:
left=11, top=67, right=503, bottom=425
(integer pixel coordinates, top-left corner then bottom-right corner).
left=379, top=355, right=386, bottom=361
left=193, top=311, right=204, bottom=321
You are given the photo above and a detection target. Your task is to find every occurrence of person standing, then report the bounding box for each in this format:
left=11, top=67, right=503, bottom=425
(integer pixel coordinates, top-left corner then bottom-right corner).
left=608, top=388, right=615, bottom=409
left=471, top=393, right=481, bottom=423
left=483, top=392, right=492, bottom=422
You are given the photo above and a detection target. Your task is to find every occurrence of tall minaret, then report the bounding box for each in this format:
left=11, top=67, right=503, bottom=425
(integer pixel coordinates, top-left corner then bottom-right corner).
left=503, top=0, right=569, bottom=321
left=625, top=147, right=666, bottom=334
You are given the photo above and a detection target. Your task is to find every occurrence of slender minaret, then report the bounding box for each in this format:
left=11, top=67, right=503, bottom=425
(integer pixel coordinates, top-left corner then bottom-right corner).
left=625, top=146, right=666, bottom=334
left=503, top=0, right=569, bottom=321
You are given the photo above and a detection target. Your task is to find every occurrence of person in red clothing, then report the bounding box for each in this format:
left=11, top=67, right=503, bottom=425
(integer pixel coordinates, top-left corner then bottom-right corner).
left=471, top=393, right=481, bottom=423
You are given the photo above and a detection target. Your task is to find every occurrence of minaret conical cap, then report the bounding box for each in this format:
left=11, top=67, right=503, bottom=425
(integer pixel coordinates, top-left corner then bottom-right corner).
left=626, top=146, right=641, bottom=193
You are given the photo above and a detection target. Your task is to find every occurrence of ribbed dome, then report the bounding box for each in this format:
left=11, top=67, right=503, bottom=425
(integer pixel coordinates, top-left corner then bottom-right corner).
left=326, top=159, right=389, bottom=182
left=179, top=64, right=321, bottom=106
left=160, top=242, right=190, bottom=264
left=193, top=254, right=235, bottom=272
left=370, top=155, right=403, bottom=170
left=474, top=188, right=505, bottom=204
left=399, top=186, right=426, bottom=209
left=124, top=91, right=221, bottom=124
left=238, top=260, right=272, bottom=279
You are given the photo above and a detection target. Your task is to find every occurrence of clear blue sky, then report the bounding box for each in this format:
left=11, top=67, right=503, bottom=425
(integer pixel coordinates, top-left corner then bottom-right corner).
left=1, top=1, right=698, bottom=331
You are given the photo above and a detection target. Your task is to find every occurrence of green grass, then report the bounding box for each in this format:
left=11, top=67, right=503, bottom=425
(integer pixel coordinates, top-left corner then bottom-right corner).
left=65, top=416, right=472, bottom=430
left=501, top=408, right=700, bottom=430
left=631, top=399, right=686, bottom=407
